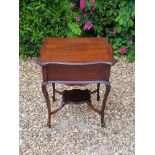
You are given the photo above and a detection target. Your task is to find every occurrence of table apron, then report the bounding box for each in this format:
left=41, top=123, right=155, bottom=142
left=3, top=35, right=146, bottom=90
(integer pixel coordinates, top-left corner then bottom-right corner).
left=42, top=64, right=111, bottom=82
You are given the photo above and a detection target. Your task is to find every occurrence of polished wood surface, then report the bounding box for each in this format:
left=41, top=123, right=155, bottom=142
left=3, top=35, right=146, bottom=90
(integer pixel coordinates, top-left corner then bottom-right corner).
left=39, top=38, right=117, bottom=65
left=42, top=63, right=110, bottom=82
left=39, top=37, right=117, bottom=128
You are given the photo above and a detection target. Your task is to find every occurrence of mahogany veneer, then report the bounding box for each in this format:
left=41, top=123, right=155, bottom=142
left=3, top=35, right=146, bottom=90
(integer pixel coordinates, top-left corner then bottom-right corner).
left=38, top=38, right=117, bottom=128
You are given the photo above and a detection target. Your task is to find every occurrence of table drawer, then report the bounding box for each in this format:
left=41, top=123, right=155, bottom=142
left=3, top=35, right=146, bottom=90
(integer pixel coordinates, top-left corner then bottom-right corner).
left=42, top=64, right=111, bottom=82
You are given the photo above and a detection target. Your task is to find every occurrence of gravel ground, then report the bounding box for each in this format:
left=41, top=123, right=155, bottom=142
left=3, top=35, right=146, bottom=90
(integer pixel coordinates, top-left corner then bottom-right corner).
left=19, top=58, right=135, bottom=155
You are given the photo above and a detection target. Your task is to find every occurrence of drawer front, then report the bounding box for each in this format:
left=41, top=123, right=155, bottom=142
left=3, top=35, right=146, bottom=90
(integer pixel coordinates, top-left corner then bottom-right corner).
left=42, top=64, right=111, bottom=82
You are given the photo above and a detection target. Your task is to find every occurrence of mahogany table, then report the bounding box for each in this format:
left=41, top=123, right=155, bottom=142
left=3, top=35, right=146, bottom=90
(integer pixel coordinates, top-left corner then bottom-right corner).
left=38, top=38, right=117, bottom=128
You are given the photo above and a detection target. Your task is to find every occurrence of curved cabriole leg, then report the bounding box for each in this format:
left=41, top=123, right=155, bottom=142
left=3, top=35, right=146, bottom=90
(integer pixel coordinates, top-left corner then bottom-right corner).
left=52, top=83, right=56, bottom=102
left=97, top=83, right=100, bottom=101
left=42, top=83, right=52, bottom=128
left=101, top=82, right=111, bottom=128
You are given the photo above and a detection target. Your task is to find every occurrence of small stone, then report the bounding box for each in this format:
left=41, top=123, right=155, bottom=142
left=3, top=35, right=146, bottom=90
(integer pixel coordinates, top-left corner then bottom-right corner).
left=19, top=58, right=134, bottom=155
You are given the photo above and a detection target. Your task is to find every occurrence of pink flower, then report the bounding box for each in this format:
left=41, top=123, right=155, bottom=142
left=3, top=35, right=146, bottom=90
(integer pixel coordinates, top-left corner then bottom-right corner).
left=113, top=28, right=117, bottom=35
left=83, top=13, right=87, bottom=18
left=120, top=47, right=127, bottom=55
left=83, top=25, right=87, bottom=30
left=83, top=21, right=93, bottom=30
left=91, top=0, right=95, bottom=11
left=75, top=17, right=81, bottom=22
left=92, top=7, right=95, bottom=11
left=91, top=0, right=95, bottom=7
left=80, top=0, right=86, bottom=11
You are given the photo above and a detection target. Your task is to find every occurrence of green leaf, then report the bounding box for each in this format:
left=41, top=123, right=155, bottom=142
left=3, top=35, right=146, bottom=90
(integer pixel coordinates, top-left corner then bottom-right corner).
left=117, top=27, right=122, bottom=33
left=131, top=10, right=135, bottom=17
left=27, top=6, right=34, bottom=11
left=115, top=16, right=120, bottom=22
left=127, top=51, right=135, bottom=62
left=25, top=28, right=32, bottom=31
left=125, top=12, right=130, bottom=21
left=68, top=23, right=82, bottom=36
left=128, top=20, right=134, bottom=27
left=119, top=19, right=123, bottom=25
left=123, top=20, right=127, bottom=27
left=35, top=6, right=41, bottom=10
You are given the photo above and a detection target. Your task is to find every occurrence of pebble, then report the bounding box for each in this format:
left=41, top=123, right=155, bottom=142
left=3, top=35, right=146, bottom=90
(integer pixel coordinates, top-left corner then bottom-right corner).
left=19, top=58, right=135, bottom=155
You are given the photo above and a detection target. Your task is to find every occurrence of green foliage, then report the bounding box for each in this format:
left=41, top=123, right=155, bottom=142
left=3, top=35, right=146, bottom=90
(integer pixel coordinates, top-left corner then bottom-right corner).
left=67, top=22, right=82, bottom=37
left=20, top=0, right=81, bottom=58
left=85, top=0, right=135, bottom=62
left=107, top=0, right=135, bottom=62
left=20, top=0, right=135, bottom=62
left=71, top=0, right=135, bottom=62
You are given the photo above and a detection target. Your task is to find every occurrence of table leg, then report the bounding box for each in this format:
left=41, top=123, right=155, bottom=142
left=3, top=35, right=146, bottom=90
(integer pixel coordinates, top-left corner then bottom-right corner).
left=101, top=82, right=111, bottom=128
left=52, top=83, right=56, bottom=101
left=42, top=83, right=52, bottom=128
left=97, top=83, right=100, bottom=101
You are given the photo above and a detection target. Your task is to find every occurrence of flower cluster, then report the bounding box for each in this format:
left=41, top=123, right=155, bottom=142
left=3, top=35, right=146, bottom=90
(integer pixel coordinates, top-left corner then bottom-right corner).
left=120, top=47, right=127, bottom=55
left=74, top=0, right=96, bottom=31
left=83, top=21, right=93, bottom=30
left=83, top=13, right=87, bottom=18
left=80, top=0, right=86, bottom=11
left=91, top=0, right=95, bottom=11
left=75, top=17, right=81, bottom=22
left=112, top=28, right=128, bottom=55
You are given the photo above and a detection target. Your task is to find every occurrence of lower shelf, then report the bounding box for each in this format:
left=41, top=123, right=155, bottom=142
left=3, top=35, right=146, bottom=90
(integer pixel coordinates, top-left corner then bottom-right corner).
left=62, top=89, right=91, bottom=104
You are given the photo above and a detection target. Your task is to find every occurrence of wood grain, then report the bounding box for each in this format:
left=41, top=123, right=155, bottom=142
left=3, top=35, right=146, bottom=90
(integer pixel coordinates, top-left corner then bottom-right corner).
left=39, top=38, right=117, bottom=65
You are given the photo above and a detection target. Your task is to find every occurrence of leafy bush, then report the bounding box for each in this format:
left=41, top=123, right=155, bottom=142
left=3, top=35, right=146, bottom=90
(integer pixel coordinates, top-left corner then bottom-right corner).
left=20, top=0, right=135, bottom=62
left=72, top=0, right=135, bottom=62
left=19, top=0, right=81, bottom=58
left=107, top=1, right=135, bottom=62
